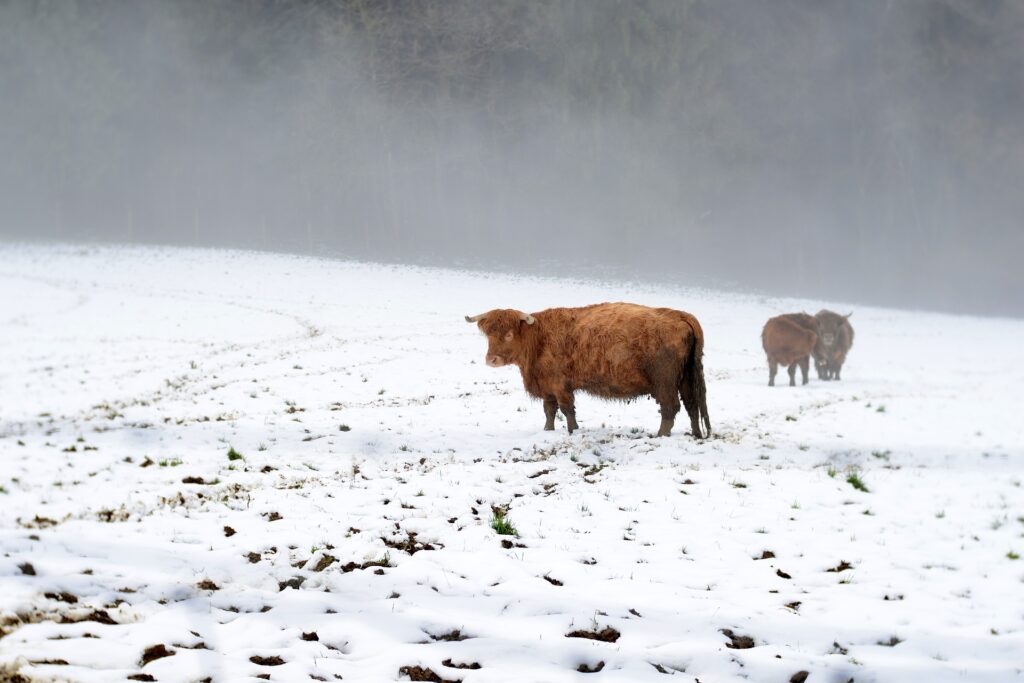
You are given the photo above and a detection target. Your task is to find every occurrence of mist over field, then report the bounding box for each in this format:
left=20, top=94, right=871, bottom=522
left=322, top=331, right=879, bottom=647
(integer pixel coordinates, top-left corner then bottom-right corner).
left=1, top=0, right=1022, bottom=315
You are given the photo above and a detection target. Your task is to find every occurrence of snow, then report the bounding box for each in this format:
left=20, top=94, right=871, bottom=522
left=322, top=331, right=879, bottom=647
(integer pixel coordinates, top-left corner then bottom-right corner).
left=0, top=243, right=1022, bottom=683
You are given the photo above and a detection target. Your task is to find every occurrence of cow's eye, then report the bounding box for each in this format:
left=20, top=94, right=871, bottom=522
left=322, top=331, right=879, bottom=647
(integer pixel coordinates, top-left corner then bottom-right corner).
left=504, top=331, right=514, bottom=342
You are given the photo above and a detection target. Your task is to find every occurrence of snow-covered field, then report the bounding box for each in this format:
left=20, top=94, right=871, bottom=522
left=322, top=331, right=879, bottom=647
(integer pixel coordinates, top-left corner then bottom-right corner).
left=1, top=243, right=1022, bottom=683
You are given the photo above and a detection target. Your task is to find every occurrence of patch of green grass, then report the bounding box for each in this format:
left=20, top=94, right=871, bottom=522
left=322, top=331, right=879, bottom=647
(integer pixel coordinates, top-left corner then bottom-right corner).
left=158, top=457, right=182, bottom=467
left=0, top=485, right=7, bottom=494
left=227, top=446, right=244, bottom=461
left=935, top=510, right=945, bottom=519
left=339, top=424, right=351, bottom=432
left=791, top=500, right=800, bottom=509
left=491, top=510, right=518, bottom=536
left=258, top=443, right=268, bottom=451
left=875, top=404, right=886, bottom=413
left=827, top=465, right=838, bottom=478
left=871, top=450, right=891, bottom=460
left=1008, top=551, right=1020, bottom=560
left=730, top=481, right=748, bottom=489
left=846, top=471, right=870, bottom=492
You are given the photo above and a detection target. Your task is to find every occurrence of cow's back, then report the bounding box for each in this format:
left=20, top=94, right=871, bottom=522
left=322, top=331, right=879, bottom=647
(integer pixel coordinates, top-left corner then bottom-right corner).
left=559, top=303, right=695, bottom=398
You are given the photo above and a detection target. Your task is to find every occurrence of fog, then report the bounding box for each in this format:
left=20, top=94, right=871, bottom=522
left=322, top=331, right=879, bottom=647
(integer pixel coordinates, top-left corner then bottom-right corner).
left=2, top=0, right=1022, bottom=315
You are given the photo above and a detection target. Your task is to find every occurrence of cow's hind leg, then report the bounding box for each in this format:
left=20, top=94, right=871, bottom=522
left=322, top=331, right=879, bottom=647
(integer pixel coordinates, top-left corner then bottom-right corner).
left=799, top=356, right=810, bottom=385
left=543, top=396, right=557, bottom=431
left=768, top=359, right=778, bottom=386
left=787, top=363, right=797, bottom=387
left=679, top=381, right=701, bottom=439
left=654, top=382, right=680, bottom=437
left=555, top=391, right=579, bottom=434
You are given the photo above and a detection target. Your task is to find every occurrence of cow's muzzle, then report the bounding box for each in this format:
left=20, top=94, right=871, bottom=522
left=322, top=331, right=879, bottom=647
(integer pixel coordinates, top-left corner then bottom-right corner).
left=486, top=355, right=507, bottom=367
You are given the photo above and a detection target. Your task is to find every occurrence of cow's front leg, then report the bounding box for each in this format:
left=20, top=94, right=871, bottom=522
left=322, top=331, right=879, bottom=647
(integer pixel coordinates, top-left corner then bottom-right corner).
left=556, top=391, right=578, bottom=433
left=543, top=396, right=557, bottom=431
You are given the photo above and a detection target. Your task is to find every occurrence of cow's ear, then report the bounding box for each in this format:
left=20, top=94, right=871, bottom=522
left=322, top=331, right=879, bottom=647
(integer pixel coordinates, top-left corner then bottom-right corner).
left=845, top=312, right=853, bottom=319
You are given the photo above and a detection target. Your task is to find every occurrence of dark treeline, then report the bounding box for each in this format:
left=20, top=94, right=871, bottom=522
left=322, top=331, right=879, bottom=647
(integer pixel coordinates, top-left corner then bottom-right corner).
left=1, top=1, right=1022, bottom=314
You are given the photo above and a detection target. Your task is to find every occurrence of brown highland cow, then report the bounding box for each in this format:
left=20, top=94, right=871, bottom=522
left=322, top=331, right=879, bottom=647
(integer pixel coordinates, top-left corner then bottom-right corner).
left=813, top=310, right=854, bottom=380
left=465, top=303, right=711, bottom=438
left=761, top=313, right=819, bottom=386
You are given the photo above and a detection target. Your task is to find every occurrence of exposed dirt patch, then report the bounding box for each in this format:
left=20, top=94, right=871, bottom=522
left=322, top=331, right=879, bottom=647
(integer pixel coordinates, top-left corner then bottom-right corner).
left=196, top=579, right=219, bottom=591
left=756, top=550, right=775, bottom=560
left=18, top=515, right=61, bottom=529
left=181, top=476, right=209, bottom=485
left=140, top=644, right=175, bottom=666
left=223, top=526, right=236, bottom=537
left=826, top=560, right=854, bottom=573
left=527, top=468, right=552, bottom=479
left=776, top=568, right=792, bottom=579
left=398, top=665, right=461, bottom=682
left=278, top=577, right=306, bottom=591
left=500, top=539, right=526, bottom=549
left=17, top=563, right=35, bottom=576
left=128, top=675, right=156, bottom=682
left=250, top=655, right=286, bottom=666
left=59, top=609, right=117, bottom=626
left=311, top=554, right=337, bottom=572
left=543, top=575, right=563, bottom=586
left=721, top=628, right=755, bottom=649
left=442, top=658, right=481, bottom=670
left=381, top=531, right=436, bottom=555
left=790, top=671, right=809, bottom=683
left=340, top=556, right=391, bottom=573
left=44, top=592, right=78, bottom=604
left=301, top=631, right=319, bottom=641
left=578, top=661, right=605, bottom=673
left=566, top=627, right=620, bottom=643
left=878, top=635, right=903, bottom=647
left=429, top=628, right=471, bottom=642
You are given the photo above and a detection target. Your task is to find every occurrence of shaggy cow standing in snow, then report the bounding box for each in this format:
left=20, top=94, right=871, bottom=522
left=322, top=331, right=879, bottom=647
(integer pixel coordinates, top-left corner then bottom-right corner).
left=465, top=303, right=710, bottom=438
left=761, top=313, right=819, bottom=386
left=813, top=310, right=854, bottom=380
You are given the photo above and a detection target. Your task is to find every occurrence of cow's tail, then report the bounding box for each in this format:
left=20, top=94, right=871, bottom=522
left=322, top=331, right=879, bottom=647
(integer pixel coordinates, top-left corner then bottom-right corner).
left=682, top=316, right=711, bottom=438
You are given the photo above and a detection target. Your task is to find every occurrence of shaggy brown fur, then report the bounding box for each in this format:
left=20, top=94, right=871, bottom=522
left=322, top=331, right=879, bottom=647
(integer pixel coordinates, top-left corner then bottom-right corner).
left=762, top=313, right=818, bottom=386
left=466, top=303, right=710, bottom=438
left=813, top=310, right=854, bottom=380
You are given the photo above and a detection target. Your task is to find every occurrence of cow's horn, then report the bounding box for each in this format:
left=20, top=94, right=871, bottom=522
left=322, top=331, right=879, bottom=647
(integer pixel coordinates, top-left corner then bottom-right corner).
left=465, top=313, right=487, bottom=323
left=520, top=313, right=536, bottom=325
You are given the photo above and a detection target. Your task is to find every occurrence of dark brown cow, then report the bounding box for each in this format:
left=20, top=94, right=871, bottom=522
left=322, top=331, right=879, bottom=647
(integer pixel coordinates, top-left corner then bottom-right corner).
left=813, top=310, right=854, bottom=380
left=465, top=303, right=710, bottom=438
left=761, top=313, right=818, bottom=386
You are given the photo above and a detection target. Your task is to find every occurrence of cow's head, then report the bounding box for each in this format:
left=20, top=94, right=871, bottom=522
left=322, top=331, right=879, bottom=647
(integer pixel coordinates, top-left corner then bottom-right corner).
left=465, top=309, right=536, bottom=367
left=815, top=310, right=852, bottom=347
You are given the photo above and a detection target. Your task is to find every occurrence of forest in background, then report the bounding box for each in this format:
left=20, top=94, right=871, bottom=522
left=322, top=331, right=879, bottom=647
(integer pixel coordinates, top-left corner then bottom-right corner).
left=1, top=0, right=1022, bottom=314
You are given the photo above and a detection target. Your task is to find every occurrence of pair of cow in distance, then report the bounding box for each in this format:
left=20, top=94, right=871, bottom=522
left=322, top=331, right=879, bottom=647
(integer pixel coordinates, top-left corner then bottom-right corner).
left=761, top=310, right=854, bottom=387
left=465, top=302, right=854, bottom=439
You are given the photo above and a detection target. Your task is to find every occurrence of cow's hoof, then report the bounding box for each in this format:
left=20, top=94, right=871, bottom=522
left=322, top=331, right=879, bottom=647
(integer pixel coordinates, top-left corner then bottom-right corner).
left=543, top=424, right=555, bottom=431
